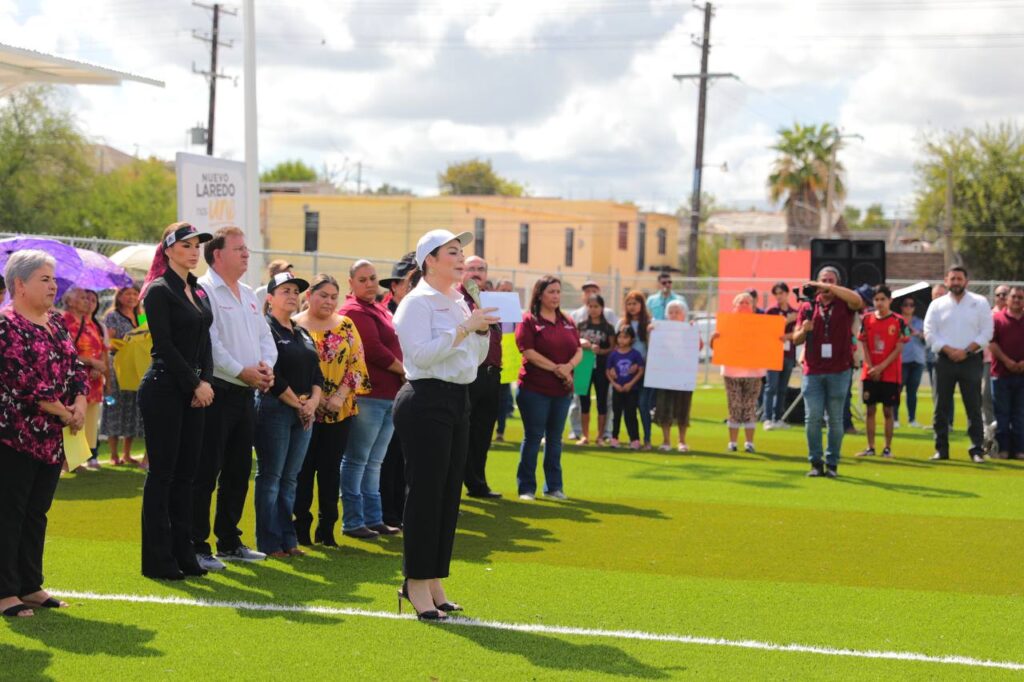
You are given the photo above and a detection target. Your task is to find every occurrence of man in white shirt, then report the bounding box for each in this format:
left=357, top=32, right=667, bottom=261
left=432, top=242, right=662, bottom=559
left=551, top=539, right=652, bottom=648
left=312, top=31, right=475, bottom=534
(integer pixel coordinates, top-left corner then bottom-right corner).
left=923, top=266, right=993, bottom=462
left=193, top=227, right=278, bottom=570
left=568, top=280, right=617, bottom=441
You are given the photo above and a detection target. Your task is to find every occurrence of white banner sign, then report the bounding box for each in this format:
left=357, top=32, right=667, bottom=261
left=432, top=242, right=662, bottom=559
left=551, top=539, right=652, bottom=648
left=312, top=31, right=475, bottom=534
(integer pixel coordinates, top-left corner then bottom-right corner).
left=644, top=321, right=700, bottom=391
left=176, top=152, right=247, bottom=234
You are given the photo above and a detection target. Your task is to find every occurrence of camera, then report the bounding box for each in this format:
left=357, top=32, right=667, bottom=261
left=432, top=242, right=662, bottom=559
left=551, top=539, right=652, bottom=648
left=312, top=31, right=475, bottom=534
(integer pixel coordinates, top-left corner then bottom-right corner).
left=800, top=283, right=820, bottom=301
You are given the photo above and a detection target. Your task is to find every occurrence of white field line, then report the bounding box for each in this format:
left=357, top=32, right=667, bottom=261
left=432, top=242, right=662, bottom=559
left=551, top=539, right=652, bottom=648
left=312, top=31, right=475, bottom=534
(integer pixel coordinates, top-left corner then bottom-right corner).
left=51, top=589, right=1024, bottom=672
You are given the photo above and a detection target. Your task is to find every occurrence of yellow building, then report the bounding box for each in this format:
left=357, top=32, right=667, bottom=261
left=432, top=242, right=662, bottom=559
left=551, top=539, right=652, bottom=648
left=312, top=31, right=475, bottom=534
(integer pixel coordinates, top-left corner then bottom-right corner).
left=258, top=193, right=680, bottom=300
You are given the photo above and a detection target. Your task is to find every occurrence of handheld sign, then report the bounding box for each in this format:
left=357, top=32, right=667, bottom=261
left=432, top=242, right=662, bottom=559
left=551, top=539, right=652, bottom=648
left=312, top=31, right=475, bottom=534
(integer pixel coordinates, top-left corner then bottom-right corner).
left=712, top=312, right=785, bottom=371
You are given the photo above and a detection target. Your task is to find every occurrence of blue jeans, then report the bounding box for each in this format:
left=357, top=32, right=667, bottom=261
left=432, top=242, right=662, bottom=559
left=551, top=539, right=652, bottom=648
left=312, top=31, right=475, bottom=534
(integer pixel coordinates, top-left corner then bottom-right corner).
left=638, top=386, right=655, bottom=443
left=516, top=387, right=571, bottom=495
left=802, top=369, right=851, bottom=467
left=254, top=394, right=312, bottom=553
left=764, top=356, right=796, bottom=421
left=898, top=361, right=924, bottom=423
left=992, top=375, right=1024, bottom=453
left=340, top=397, right=395, bottom=531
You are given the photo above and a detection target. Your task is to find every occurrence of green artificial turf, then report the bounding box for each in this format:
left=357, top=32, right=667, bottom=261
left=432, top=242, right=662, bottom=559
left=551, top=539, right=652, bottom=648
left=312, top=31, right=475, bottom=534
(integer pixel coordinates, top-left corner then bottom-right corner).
left=2, top=386, right=1022, bottom=680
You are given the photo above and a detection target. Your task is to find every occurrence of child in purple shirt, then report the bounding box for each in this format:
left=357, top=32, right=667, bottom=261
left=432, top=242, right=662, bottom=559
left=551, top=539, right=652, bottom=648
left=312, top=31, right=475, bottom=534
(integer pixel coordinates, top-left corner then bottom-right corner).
left=605, top=326, right=645, bottom=449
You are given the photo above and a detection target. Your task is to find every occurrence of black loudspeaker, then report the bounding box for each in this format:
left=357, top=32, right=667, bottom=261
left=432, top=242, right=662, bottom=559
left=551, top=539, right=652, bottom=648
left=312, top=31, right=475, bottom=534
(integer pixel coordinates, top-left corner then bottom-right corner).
left=810, top=239, right=886, bottom=288
left=783, top=387, right=804, bottom=425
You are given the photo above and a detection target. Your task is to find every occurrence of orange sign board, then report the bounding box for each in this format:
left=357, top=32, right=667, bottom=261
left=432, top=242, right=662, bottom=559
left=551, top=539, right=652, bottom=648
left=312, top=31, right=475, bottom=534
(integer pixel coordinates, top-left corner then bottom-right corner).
left=712, top=312, right=786, bottom=371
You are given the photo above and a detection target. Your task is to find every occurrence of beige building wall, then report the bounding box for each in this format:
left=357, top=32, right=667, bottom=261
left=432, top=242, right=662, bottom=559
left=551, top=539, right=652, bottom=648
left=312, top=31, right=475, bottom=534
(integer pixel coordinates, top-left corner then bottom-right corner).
left=258, top=194, right=681, bottom=298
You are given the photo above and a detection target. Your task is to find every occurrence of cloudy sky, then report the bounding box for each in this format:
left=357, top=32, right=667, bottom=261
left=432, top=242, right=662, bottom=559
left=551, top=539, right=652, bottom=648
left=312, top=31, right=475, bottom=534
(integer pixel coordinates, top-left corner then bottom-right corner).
left=3, top=0, right=1022, bottom=217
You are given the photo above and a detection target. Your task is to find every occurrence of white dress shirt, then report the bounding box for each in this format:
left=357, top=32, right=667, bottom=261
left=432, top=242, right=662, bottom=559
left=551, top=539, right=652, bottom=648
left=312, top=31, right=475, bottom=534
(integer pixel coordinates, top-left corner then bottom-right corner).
left=923, top=290, right=994, bottom=354
left=198, top=267, right=278, bottom=385
left=393, top=279, right=488, bottom=384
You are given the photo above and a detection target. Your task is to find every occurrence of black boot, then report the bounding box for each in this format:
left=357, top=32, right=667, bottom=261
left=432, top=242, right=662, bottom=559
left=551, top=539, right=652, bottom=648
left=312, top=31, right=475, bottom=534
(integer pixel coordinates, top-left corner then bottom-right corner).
left=314, top=522, right=337, bottom=547
left=294, top=518, right=313, bottom=547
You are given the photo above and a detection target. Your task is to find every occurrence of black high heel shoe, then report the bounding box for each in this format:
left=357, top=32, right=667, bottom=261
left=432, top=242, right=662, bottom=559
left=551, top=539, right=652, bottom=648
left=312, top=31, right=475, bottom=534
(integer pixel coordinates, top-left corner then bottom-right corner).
left=314, top=526, right=338, bottom=547
left=397, top=581, right=447, bottom=621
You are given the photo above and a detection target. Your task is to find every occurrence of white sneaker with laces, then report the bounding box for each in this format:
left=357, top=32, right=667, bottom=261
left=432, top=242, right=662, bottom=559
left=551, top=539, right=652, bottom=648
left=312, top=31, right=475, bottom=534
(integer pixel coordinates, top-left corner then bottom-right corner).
left=544, top=490, right=568, bottom=500
left=744, top=442, right=756, bottom=454
left=196, top=553, right=226, bottom=571
left=216, top=545, right=266, bottom=562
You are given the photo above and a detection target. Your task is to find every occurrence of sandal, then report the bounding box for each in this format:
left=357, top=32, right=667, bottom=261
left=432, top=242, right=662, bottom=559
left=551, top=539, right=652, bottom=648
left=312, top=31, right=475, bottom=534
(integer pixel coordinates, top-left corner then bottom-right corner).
left=2, top=603, right=35, bottom=618
left=23, top=596, right=67, bottom=609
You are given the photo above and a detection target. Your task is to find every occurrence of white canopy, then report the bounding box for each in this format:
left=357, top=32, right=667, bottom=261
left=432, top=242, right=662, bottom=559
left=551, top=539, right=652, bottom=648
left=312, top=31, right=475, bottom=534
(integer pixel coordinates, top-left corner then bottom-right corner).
left=0, top=43, right=164, bottom=96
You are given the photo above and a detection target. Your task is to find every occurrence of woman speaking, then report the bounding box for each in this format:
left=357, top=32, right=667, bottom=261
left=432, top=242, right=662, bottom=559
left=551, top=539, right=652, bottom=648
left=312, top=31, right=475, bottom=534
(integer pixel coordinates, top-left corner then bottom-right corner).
left=392, top=229, right=497, bottom=621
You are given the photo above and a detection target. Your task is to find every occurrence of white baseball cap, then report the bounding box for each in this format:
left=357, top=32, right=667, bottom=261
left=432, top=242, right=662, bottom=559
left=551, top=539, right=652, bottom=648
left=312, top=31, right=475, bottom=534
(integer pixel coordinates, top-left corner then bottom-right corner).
left=415, top=229, right=473, bottom=268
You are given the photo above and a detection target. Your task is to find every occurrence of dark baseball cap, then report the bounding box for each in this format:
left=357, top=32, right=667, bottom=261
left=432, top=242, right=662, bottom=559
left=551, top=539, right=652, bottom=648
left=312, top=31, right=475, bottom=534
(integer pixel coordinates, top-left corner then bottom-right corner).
left=379, top=252, right=419, bottom=288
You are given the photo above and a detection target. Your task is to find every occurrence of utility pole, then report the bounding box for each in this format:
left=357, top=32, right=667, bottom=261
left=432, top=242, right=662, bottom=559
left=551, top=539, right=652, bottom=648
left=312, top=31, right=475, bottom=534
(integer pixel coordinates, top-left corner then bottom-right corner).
left=674, top=2, right=736, bottom=276
left=943, top=165, right=955, bottom=268
left=192, top=2, right=236, bottom=156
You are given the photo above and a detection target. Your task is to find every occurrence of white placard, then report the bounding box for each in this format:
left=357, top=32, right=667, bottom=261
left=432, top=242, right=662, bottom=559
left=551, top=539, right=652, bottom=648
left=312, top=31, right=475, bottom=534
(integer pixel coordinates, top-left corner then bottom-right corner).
left=644, top=321, right=700, bottom=391
left=480, top=291, right=523, bottom=323
left=176, top=152, right=248, bottom=235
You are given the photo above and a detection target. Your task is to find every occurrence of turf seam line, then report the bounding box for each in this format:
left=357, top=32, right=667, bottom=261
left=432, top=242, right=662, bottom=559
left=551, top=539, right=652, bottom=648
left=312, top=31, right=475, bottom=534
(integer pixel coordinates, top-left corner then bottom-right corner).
left=51, top=590, right=1024, bottom=671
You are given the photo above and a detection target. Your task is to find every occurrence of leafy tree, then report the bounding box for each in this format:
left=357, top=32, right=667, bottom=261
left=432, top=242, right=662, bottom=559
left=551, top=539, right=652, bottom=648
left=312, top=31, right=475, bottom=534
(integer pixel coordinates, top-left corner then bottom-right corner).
left=0, top=86, right=93, bottom=235
left=677, top=192, right=724, bottom=276
left=843, top=203, right=888, bottom=231
left=767, top=122, right=844, bottom=241
left=81, top=158, right=177, bottom=241
left=364, top=182, right=414, bottom=196
left=438, top=158, right=525, bottom=196
left=260, top=159, right=318, bottom=183
left=914, top=123, right=1024, bottom=280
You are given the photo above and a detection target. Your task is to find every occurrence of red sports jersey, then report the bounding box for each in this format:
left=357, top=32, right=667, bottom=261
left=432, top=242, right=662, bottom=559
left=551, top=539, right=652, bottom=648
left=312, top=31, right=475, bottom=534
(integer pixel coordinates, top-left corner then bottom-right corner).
left=858, top=312, right=909, bottom=383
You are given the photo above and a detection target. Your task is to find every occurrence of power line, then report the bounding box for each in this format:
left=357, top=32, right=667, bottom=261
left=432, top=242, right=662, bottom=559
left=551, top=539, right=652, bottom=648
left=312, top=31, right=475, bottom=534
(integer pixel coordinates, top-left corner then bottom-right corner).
left=192, top=2, right=237, bottom=156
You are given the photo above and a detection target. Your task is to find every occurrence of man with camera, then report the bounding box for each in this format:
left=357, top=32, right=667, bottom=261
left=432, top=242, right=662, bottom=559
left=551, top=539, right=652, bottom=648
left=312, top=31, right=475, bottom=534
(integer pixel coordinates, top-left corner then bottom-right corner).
left=791, top=266, right=865, bottom=478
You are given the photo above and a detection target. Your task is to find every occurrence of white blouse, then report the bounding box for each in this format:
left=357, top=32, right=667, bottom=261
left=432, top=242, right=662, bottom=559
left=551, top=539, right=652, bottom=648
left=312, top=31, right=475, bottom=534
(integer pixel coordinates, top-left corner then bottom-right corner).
left=393, top=279, right=489, bottom=384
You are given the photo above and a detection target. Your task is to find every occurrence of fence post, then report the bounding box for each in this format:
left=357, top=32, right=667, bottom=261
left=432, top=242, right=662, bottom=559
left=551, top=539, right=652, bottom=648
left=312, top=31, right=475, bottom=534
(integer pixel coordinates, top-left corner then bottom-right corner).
left=704, top=277, right=713, bottom=386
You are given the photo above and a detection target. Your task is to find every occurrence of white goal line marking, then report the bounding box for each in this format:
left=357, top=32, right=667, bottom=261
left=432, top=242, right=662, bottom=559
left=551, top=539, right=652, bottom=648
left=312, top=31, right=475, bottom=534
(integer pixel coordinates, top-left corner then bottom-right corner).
left=51, top=589, right=1024, bottom=672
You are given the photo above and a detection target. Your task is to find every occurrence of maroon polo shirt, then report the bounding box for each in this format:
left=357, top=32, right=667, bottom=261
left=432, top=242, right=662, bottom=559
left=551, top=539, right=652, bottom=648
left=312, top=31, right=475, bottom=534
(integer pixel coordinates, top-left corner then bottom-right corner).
left=516, top=311, right=580, bottom=397
left=991, top=309, right=1024, bottom=377
left=798, top=297, right=855, bottom=375
left=459, top=285, right=501, bottom=368
left=338, top=294, right=403, bottom=400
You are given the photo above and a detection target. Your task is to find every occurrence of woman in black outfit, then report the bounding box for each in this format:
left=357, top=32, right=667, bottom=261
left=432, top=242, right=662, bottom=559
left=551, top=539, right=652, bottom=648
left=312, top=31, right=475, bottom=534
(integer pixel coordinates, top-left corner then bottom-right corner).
left=137, top=222, right=215, bottom=581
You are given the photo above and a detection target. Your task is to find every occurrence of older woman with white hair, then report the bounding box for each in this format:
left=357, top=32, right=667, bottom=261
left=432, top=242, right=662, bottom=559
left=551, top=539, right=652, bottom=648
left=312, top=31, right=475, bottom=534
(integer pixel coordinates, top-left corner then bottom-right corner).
left=710, top=292, right=767, bottom=453
left=0, top=250, right=89, bottom=617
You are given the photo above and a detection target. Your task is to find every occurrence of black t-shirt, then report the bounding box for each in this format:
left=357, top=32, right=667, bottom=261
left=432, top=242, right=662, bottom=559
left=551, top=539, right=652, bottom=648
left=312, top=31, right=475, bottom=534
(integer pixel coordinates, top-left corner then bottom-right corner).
left=577, top=317, right=616, bottom=369
left=266, top=315, right=325, bottom=398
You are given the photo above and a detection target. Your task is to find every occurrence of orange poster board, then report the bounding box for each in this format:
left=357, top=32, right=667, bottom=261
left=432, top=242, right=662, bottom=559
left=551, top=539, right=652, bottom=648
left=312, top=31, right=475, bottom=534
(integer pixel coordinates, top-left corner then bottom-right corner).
left=712, top=312, right=786, bottom=371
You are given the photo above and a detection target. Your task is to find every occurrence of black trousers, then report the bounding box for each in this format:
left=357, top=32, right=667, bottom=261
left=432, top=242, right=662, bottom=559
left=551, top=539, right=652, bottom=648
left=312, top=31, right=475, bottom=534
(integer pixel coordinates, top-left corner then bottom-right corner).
left=379, top=432, right=406, bottom=528
left=464, top=364, right=500, bottom=494
left=612, top=389, right=640, bottom=442
left=294, top=418, right=351, bottom=535
left=138, top=369, right=205, bottom=575
left=393, top=379, right=469, bottom=580
left=192, top=383, right=256, bottom=555
left=0, top=444, right=61, bottom=599
left=933, top=353, right=985, bottom=456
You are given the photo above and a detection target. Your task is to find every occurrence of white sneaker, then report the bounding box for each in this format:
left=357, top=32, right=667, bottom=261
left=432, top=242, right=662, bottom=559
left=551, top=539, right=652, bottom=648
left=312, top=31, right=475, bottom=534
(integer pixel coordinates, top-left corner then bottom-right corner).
left=744, top=442, right=756, bottom=454
left=893, top=420, right=901, bottom=429
left=727, top=442, right=738, bottom=452
left=196, top=553, right=226, bottom=571
left=909, top=421, right=924, bottom=429
left=216, top=545, right=266, bottom=562
left=775, top=421, right=791, bottom=430
left=544, top=490, right=568, bottom=500
left=519, top=493, right=535, bottom=501
left=763, top=421, right=774, bottom=431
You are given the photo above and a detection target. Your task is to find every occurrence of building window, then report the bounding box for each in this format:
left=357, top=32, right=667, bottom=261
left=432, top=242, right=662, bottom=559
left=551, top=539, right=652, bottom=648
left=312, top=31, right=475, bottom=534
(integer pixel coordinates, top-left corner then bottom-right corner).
left=519, top=223, right=529, bottom=264
left=617, top=221, right=628, bottom=250
left=303, top=210, right=320, bottom=252
left=474, top=217, right=485, bottom=258
left=564, top=227, right=575, bottom=267
left=637, top=221, right=646, bottom=271
left=657, top=228, right=667, bottom=255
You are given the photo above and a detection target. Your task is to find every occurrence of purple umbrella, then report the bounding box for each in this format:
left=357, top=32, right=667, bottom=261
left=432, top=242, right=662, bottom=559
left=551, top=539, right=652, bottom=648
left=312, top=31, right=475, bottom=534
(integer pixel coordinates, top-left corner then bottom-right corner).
left=75, top=248, right=134, bottom=291
left=0, top=236, right=83, bottom=299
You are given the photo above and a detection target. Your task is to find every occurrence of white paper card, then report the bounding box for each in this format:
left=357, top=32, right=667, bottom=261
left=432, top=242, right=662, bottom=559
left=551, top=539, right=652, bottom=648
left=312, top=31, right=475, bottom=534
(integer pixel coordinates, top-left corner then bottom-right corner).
left=480, top=292, right=523, bottom=323
left=643, top=321, right=700, bottom=391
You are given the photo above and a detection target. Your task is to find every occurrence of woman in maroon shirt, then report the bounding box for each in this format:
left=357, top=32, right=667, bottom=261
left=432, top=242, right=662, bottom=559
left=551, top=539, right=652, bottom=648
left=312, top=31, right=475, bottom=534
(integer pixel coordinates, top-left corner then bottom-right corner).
left=515, top=275, right=582, bottom=501
left=338, top=260, right=405, bottom=537
left=0, top=250, right=88, bottom=618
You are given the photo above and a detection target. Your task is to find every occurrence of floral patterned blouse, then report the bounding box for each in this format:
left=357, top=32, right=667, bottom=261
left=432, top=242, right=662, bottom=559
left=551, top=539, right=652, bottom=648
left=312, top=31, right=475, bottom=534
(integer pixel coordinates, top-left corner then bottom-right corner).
left=62, top=312, right=106, bottom=403
left=0, top=308, right=89, bottom=464
left=304, top=316, right=371, bottom=424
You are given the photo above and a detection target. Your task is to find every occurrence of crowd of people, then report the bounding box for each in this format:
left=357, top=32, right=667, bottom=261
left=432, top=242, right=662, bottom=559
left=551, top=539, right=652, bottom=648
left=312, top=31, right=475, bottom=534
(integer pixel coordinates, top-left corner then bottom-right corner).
left=0, top=223, right=1020, bottom=619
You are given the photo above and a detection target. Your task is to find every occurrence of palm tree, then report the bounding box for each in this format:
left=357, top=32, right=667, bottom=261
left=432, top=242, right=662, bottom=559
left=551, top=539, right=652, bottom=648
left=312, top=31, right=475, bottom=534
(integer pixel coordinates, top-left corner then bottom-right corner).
left=767, top=123, right=845, bottom=245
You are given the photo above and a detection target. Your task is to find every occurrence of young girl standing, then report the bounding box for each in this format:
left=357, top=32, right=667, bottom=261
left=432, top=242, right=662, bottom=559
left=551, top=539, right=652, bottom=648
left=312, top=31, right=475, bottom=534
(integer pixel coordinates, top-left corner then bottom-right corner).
left=576, top=294, right=616, bottom=445
left=606, top=326, right=645, bottom=449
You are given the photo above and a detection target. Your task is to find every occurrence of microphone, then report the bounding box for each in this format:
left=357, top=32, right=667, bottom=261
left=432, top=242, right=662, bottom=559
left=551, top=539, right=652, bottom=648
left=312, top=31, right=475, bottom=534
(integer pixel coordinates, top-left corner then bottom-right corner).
left=464, top=278, right=483, bottom=308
